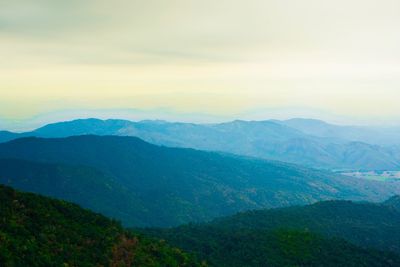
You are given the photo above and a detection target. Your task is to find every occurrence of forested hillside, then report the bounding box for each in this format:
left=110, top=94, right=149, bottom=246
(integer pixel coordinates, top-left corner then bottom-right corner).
left=143, top=199, right=400, bottom=266
left=210, top=200, right=400, bottom=252
left=0, top=185, right=203, bottom=266
left=145, top=228, right=400, bottom=267
left=2, top=185, right=398, bottom=267
left=0, top=159, right=148, bottom=226
left=144, top=200, right=400, bottom=256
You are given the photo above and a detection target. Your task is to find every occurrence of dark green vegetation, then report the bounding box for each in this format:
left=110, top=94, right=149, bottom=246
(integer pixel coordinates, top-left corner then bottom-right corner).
left=0, top=159, right=148, bottom=226
left=143, top=199, right=400, bottom=266
left=0, top=135, right=398, bottom=227
left=144, top=227, right=400, bottom=267
left=384, top=195, right=400, bottom=211
left=0, top=185, right=203, bottom=267
left=146, top=201, right=400, bottom=258
left=2, top=184, right=399, bottom=267
left=210, top=200, right=400, bottom=252
left=2, top=118, right=400, bottom=170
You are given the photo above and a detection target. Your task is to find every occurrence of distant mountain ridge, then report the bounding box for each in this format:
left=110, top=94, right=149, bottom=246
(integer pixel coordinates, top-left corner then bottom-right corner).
left=280, top=118, right=400, bottom=145
left=0, top=135, right=399, bottom=227
left=1, top=118, right=399, bottom=170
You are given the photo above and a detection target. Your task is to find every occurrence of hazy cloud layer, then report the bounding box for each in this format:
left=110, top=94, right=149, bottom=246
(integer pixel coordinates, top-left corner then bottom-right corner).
left=1, top=0, right=400, bottom=124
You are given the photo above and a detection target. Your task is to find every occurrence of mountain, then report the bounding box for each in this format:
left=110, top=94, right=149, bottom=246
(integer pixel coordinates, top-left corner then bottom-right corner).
left=2, top=118, right=399, bottom=170
left=143, top=199, right=400, bottom=267
left=0, top=131, right=23, bottom=143
left=0, top=135, right=398, bottom=227
left=30, top=118, right=311, bottom=151
left=0, top=185, right=202, bottom=267
left=383, top=195, right=400, bottom=211
left=334, top=142, right=400, bottom=171
left=0, top=158, right=148, bottom=226
left=33, top=118, right=133, bottom=137
left=280, top=118, right=400, bottom=146
left=143, top=228, right=400, bottom=267
left=151, top=200, right=400, bottom=253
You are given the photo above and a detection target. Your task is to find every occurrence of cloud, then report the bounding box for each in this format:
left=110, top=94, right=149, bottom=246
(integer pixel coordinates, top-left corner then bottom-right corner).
left=0, top=0, right=400, bottom=124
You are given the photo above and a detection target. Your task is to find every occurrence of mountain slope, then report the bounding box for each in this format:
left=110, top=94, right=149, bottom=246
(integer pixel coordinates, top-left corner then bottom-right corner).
left=0, top=135, right=398, bottom=227
left=0, top=131, right=23, bottom=143
left=33, top=118, right=133, bottom=137
left=201, top=200, right=400, bottom=252
left=2, top=118, right=399, bottom=170
left=383, top=195, right=400, bottom=211
left=281, top=118, right=400, bottom=146
left=143, top=227, right=400, bottom=267
left=0, top=185, right=202, bottom=267
left=0, top=158, right=148, bottom=226
left=142, top=199, right=400, bottom=266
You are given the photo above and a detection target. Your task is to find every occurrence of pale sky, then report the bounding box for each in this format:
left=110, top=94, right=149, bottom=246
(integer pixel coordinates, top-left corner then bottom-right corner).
left=1, top=0, right=400, bottom=129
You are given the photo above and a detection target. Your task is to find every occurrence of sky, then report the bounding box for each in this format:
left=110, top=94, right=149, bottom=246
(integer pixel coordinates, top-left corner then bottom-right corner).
left=1, top=0, right=400, bottom=130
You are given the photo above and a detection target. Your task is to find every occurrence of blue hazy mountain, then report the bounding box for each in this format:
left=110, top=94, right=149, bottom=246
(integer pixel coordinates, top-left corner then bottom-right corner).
left=1, top=118, right=400, bottom=170
left=0, top=135, right=399, bottom=227
left=279, top=118, right=400, bottom=145
left=0, top=130, right=24, bottom=143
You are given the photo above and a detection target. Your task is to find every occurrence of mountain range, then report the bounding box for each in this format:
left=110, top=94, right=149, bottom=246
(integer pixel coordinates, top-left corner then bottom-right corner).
left=1, top=118, right=400, bottom=170
left=0, top=135, right=399, bottom=227
left=1, top=118, right=400, bottom=265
